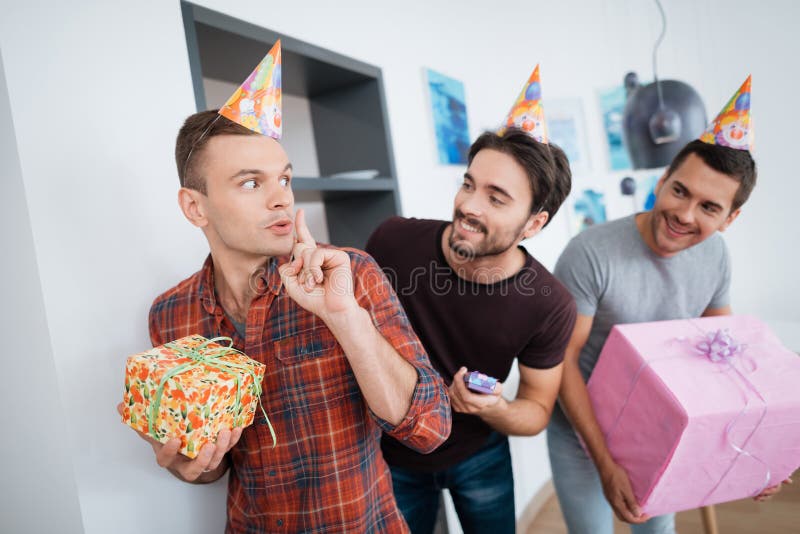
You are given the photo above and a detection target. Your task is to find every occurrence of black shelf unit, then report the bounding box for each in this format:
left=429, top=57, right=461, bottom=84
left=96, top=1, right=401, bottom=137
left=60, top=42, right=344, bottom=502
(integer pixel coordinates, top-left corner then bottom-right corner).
left=180, top=2, right=401, bottom=249
left=292, top=177, right=396, bottom=192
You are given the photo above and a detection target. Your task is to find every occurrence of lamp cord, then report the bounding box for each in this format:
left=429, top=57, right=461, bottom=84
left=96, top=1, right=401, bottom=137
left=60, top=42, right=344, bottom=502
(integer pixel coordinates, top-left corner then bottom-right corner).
left=653, top=0, right=667, bottom=110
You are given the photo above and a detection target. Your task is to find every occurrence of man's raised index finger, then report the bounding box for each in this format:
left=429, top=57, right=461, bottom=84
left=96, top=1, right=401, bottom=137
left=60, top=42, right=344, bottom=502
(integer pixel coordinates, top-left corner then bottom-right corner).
left=294, top=208, right=316, bottom=246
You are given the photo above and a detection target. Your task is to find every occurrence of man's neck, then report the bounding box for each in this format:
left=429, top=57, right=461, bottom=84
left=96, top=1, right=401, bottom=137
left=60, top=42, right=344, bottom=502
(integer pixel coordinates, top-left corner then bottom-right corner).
left=210, top=250, right=269, bottom=323
left=440, top=224, right=527, bottom=284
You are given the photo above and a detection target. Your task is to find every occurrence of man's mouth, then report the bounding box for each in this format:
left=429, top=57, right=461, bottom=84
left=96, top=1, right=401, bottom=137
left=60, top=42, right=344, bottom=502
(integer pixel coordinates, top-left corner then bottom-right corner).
left=460, top=220, right=481, bottom=233
left=456, top=216, right=485, bottom=235
left=664, top=215, right=694, bottom=237
left=266, top=219, right=293, bottom=235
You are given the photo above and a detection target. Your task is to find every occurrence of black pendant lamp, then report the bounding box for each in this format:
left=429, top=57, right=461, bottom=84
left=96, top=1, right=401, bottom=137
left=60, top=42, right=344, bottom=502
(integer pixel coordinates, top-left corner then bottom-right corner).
left=622, top=0, right=707, bottom=169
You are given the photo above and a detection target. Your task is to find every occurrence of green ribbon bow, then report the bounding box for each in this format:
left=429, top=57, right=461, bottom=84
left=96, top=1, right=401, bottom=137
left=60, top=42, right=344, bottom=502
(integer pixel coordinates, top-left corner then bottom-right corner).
left=147, top=336, right=276, bottom=449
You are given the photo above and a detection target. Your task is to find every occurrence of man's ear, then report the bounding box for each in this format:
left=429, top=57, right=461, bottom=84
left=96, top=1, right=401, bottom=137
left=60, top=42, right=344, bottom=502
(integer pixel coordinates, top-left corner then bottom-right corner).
left=177, top=187, right=209, bottom=228
left=718, top=207, right=741, bottom=232
left=522, top=210, right=549, bottom=240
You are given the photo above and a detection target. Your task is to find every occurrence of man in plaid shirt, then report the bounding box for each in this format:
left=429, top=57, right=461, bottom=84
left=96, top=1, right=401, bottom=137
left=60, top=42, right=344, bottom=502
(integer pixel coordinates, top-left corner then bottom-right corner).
left=119, top=110, right=451, bottom=533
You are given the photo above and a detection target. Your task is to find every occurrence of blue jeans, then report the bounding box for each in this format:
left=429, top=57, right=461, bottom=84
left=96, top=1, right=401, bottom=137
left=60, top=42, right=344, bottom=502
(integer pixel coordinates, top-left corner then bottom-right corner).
left=389, top=432, right=515, bottom=534
left=547, top=415, right=675, bottom=534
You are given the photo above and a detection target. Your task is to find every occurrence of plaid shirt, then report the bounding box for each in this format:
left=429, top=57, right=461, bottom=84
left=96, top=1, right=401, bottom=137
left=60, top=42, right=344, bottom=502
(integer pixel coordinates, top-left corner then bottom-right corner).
left=149, top=249, right=451, bottom=533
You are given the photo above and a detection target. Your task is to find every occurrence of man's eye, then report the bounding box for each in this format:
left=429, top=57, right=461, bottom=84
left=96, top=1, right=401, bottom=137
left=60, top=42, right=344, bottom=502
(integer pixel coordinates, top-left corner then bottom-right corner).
left=242, top=179, right=257, bottom=189
left=461, top=182, right=472, bottom=190
left=490, top=196, right=504, bottom=206
left=279, top=176, right=290, bottom=187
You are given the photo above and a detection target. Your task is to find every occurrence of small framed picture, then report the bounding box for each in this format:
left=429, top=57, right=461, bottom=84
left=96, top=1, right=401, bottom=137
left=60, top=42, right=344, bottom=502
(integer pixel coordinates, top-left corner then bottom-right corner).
left=425, top=68, right=471, bottom=165
left=546, top=98, right=591, bottom=176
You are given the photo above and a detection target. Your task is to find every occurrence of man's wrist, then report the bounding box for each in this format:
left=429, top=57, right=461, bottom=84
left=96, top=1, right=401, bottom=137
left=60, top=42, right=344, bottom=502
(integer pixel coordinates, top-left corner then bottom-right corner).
left=323, top=301, right=368, bottom=334
left=594, top=452, right=617, bottom=478
left=478, top=395, right=508, bottom=422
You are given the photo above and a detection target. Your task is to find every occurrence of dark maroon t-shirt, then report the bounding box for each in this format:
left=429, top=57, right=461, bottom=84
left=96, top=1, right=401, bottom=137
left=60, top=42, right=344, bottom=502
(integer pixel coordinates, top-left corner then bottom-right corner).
left=366, top=217, right=577, bottom=471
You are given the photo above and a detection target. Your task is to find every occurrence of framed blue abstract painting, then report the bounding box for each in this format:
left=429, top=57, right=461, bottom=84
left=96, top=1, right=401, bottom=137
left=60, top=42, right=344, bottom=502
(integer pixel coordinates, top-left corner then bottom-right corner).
left=598, top=86, right=632, bottom=171
left=426, top=69, right=470, bottom=165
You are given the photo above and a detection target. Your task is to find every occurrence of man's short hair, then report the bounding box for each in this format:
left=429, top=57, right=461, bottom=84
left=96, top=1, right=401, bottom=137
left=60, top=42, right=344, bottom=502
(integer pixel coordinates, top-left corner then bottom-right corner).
left=468, top=128, right=571, bottom=227
left=175, top=110, right=259, bottom=193
left=666, top=140, right=757, bottom=211
left=545, top=143, right=572, bottom=226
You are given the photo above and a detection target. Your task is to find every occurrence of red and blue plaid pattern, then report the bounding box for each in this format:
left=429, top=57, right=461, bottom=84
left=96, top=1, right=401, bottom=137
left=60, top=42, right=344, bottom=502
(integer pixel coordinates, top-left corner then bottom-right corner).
left=149, top=249, right=451, bottom=533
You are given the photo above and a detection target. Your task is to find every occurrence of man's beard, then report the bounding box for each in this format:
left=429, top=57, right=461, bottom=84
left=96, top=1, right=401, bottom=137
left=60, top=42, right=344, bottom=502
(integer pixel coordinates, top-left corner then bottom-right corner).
left=448, top=210, right=526, bottom=262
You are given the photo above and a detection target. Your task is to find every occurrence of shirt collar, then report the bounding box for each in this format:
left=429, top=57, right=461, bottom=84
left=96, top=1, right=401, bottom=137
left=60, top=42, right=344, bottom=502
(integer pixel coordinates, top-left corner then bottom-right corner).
left=199, top=254, right=289, bottom=315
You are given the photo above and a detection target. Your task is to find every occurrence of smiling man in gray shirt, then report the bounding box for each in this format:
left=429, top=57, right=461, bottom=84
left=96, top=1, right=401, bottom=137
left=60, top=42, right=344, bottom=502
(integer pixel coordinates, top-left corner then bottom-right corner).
left=547, top=135, right=787, bottom=534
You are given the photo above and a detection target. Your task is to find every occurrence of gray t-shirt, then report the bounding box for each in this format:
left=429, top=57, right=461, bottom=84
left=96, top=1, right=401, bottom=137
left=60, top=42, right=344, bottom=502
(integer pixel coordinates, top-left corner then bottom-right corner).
left=552, top=214, right=730, bottom=418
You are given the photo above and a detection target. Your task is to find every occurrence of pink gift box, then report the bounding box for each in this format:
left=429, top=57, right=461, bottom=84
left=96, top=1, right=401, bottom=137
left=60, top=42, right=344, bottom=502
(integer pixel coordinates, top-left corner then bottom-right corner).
left=587, top=315, right=800, bottom=516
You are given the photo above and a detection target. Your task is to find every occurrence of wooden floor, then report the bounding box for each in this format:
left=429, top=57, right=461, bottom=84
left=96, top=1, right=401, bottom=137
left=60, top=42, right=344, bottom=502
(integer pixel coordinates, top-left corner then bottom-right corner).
left=526, top=470, right=799, bottom=534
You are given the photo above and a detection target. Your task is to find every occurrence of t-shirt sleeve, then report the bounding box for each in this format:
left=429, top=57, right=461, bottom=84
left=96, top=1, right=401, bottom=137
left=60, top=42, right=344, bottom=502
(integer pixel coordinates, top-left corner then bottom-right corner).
left=707, top=238, right=731, bottom=310
left=553, top=235, right=603, bottom=317
left=517, top=287, right=577, bottom=369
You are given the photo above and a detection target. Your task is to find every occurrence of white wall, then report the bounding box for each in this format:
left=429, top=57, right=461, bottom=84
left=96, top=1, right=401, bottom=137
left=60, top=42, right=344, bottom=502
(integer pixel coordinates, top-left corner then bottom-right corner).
left=1, top=1, right=798, bottom=532
left=0, top=48, right=85, bottom=534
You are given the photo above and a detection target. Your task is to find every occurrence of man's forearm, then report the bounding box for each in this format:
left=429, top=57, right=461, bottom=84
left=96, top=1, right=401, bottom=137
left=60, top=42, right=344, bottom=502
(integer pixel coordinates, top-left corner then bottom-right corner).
left=479, top=397, right=551, bottom=436
left=325, top=305, right=418, bottom=426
